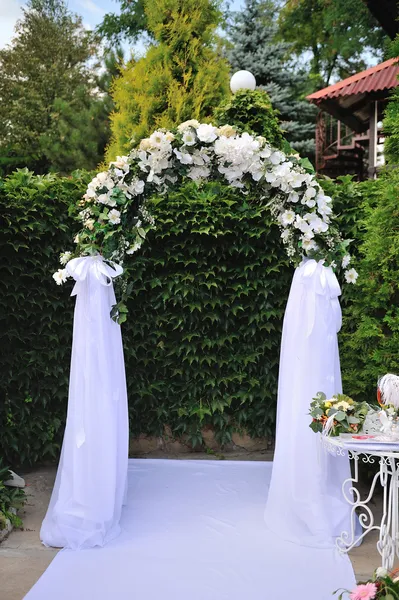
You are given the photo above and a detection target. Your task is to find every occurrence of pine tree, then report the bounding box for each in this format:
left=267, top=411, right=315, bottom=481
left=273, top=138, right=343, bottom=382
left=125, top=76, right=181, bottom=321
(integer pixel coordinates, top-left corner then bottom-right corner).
left=228, top=0, right=316, bottom=159
left=0, top=0, right=108, bottom=174
left=106, top=0, right=230, bottom=161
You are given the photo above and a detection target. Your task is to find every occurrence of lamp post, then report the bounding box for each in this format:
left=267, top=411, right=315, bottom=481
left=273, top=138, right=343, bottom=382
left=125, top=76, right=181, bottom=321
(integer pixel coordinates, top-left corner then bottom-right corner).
left=230, top=70, right=256, bottom=93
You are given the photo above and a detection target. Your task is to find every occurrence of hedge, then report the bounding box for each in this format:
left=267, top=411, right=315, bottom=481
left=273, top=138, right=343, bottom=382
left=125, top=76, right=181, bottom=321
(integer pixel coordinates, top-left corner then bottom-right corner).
left=0, top=170, right=292, bottom=465
left=2, top=166, right=398, bottom=466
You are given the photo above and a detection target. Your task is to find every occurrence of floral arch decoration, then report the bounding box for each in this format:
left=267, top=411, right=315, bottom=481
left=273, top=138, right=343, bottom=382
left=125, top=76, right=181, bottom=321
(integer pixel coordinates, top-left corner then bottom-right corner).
left=54, top=120, right=358, bottom=321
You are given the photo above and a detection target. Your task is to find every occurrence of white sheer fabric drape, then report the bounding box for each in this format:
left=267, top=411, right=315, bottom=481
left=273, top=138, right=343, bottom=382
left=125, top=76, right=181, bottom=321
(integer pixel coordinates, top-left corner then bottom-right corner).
left=41, top=256, right=128, bottom=550
left=265, top=259, right=354, bottom=548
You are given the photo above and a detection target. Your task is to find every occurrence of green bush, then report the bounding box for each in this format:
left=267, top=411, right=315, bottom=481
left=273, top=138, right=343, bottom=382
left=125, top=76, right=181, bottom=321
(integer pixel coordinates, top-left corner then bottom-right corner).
left=0, top=169, right=91, bottom=465
left=337, top=171, right=399, bottom=402
left=214, top=89, right=284, bottom=150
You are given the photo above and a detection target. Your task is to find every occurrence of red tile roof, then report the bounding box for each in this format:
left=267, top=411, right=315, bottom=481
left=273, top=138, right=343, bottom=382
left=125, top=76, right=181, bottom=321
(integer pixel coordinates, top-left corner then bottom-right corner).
left=307, top=58, right=399, bottom=102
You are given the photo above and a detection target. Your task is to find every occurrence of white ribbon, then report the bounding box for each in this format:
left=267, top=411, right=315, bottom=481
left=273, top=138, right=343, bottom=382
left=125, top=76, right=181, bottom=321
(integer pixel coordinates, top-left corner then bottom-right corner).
left=299, top=259, right=342, bottom=337
left=66, top=255, right=123, bottom=296
left=65, top=255, right=123, bottom=448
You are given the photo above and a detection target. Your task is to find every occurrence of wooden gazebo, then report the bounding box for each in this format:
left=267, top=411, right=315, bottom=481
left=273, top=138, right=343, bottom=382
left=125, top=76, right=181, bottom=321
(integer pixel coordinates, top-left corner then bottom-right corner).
left=307, top=59, right=399, bottom=179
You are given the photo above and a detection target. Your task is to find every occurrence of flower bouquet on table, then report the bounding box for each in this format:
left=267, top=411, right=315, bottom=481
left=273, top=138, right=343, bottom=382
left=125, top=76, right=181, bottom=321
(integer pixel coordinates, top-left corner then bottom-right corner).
left=309, top=392, right=369, bottom=437
left=334, top=567, right=399, bottom=599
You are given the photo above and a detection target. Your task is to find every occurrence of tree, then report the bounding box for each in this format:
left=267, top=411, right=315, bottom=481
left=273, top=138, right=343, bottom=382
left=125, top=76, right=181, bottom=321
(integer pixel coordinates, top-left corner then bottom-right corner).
left=96, top=0, right=147, bottom=46
left=228, top=0, right=316, bottom=158
left=0, top=0, right=108, bottom=174
left=278, top=0, right=388, bottom=88
left=106, top=0, right=230, bottom=161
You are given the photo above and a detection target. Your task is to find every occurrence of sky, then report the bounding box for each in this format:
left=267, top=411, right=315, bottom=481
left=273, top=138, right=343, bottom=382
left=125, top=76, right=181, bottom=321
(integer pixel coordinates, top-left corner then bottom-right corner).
left=0, top=0, right=245, bottom=50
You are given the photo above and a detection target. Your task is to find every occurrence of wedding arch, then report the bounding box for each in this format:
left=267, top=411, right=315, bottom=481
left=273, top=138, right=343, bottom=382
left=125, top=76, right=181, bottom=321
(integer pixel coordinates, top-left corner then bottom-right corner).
left=42, top=120, right=357, bottom=550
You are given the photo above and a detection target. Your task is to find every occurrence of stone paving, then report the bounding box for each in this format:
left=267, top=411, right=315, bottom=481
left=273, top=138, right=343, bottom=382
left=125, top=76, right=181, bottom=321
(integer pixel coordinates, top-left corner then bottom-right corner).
left=0, top=453, right=393, bottom=600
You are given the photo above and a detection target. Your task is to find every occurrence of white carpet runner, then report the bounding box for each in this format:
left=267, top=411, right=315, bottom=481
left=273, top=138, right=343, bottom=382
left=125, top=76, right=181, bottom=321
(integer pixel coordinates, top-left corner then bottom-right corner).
left=25, top=459, right=355, bottom=600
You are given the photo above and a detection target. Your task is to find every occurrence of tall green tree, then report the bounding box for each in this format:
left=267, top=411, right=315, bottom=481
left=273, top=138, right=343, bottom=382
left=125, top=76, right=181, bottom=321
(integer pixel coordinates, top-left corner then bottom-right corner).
left=106, top=0, right=230, bottom=161
left=278, top=0, right=387, bottom=88
left=0, top=0, right=108, bottom=174
left=228, top=0, right=316, bottom=158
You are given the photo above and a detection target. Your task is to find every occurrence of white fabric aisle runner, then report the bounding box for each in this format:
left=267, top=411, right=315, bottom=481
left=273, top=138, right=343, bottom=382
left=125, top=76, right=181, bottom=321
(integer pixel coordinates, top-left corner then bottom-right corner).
left=26, top=459, right=355, bottom=600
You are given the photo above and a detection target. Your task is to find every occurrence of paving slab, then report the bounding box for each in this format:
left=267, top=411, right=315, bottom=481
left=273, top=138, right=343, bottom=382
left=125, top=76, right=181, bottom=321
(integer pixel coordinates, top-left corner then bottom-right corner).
left=0, top=454, right=392, bottom=599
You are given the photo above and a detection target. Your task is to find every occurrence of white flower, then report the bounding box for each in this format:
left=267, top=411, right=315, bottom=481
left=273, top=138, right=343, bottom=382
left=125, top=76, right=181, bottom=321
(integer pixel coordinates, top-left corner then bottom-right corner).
left=330, top=261, right=337, bottom=269
left=60, top=251, right=72, bottom=266
left=182, top=130, right=196, bottom=146
left=376, top=567, right=388, bottom=578
left=302, top=238, right=317, bottom=252
left=345, top=268, right=358, bottom=284
left=128, top=178, right=145, bottom=196
left=174, top=148, right=193, bottom=164
left=217, top=124, right=236, bottom=138
left=85, top=219, right=95, bottom=231
left=139, top=138, right=152, bottom=151
left=108, top=209, right=121, bottom=225
left=74, top=234, right=80, bottom=244
left=109, top=156, right=129, bottom=171
left=126, top=241, right=142, bottom=255
left=342, top=255, right=351, bottom=269
left=53, top=268, right=68, bottom=285
left=187, top=166, right=211, bottom=181
left=97, top=193, right=116, bottom=207
left=288, top=192, right=299, bottom=203
left=177, top=119, right=200, bottom=132
left=165, top=131, right=175, bottom=142
left=281, top=229, right=290, bottom=241
left=196, top=123, right=218, bottom=143
left=280, top=210, right=296, bottom=226
left=149, top=130, right=169, bottom=148
left=269, top=151, right=285, bottom=165
left=334, top=400, right=351, bottom=412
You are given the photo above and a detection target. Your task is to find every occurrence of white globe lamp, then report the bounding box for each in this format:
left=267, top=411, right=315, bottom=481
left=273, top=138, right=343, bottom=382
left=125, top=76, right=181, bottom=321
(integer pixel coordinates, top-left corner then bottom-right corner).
left=230, top=70, right=256, bottom=93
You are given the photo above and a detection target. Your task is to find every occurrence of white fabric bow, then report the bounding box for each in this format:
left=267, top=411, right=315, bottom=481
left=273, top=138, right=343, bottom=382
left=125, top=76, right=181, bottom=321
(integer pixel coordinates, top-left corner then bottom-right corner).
left=66, top=255, right=123, bottom=296
left=299, top=259, right=342, bottom=336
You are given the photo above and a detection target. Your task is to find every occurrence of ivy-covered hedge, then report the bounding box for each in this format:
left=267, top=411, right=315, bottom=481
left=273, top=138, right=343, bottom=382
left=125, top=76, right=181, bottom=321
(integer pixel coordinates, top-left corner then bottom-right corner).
left=0, top=169, right=90, bottom=465
left=0, top=171, right=292, bottom=464
left=2, top=166, right=398, bottom=466
left=122, top=181, right=292, bottom=447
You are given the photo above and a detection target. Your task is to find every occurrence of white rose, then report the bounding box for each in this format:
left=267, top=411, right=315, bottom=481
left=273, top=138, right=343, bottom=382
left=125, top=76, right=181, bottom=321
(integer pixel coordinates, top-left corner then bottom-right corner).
left=109, top=156, right=129, bottom=171
left=196, top=123, right=218, bottom=143
left=376, top=567, right=388, bottom=578
left=217, top=125, right=236, bottom=138
left=108, top=209, right=121, bottom=225
left=53, top=268, right=68, bottom=285
left=165, top=131, right=175, bottom=142
left=177, top=119, right=200, bottom=132
left=139, top=138, right=152, bottom=151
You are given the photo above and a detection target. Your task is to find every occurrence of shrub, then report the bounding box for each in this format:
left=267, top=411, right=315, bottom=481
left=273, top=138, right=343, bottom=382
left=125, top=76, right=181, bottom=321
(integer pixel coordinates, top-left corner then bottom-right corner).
left=334, top=172, right=399, bottom=402
left=0, top=463, right=26, bottom=529
left=214, top=89, right=284, bottom=150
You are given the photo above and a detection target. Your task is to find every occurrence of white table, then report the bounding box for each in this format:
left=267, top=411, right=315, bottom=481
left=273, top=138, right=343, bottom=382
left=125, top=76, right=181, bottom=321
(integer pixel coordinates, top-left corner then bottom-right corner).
left=322, top=435, right=399, bottom=569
